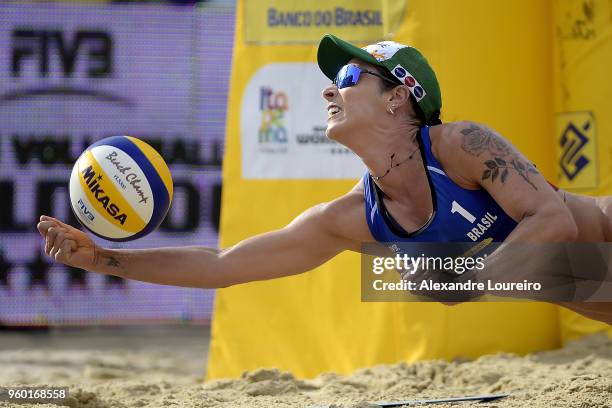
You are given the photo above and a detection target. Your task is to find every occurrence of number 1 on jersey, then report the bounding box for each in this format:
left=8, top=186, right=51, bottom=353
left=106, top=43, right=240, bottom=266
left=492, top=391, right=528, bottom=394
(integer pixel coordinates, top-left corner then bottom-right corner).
left=451, top=200, right=476, bottom=223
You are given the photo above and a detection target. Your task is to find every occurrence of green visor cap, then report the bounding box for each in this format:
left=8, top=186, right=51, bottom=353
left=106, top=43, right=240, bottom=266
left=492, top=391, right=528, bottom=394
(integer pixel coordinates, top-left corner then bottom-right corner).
left=317, top=34, right=442, bottom=125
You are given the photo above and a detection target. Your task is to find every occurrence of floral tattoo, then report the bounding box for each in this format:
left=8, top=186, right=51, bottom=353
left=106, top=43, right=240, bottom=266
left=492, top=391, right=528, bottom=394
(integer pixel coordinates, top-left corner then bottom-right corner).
left=460, top=124, right=539, bottom=190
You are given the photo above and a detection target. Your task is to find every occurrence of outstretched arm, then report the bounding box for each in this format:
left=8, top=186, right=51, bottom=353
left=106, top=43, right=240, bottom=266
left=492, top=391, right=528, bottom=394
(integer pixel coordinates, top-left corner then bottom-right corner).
left=37, top=195, right=363, bottom=289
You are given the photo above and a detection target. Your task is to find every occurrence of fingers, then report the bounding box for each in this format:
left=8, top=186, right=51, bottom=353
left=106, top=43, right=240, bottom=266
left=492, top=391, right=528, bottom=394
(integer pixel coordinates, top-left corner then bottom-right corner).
left=48, top=234, right=77, bottom=262
left=43, top=226, right=77, bottom=262
left=53, top=240, right=77, bottom=263
left=44, top=227, right=58, bottom=254
left=38, top=219, right=64, bottom=237
left=37, top=220, right=54, bottom=236
left=38, top=215, right=73, bottom=232
left=37, top=215, right=80, bottom=264
left=40, top=214, right=62, bottom=223
left=49, top=229, right=66, bottom=257
left=38, top=216, right=71, bottom=246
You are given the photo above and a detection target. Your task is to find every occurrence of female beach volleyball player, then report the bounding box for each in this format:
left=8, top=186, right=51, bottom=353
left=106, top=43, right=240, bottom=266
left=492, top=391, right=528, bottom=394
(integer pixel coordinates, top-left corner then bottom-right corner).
left=38, top=35, right=612, bottom=324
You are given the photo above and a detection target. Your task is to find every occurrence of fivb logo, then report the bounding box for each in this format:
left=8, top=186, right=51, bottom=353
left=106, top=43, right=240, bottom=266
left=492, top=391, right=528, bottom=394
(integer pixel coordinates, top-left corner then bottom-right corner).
left=5, top=28, right=131, bottom=106
left=77, top=198, right=95, bottom=222
left=11, top=29, right=112, bottom=78
left=258, top=86, right=288, bottom=145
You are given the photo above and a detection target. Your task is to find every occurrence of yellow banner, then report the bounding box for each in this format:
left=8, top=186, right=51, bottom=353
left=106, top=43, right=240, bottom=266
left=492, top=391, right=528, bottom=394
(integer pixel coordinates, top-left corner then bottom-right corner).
left=208, top=0, right=564, bottom=380
left=244, top=0, right=407, bottom=44
left=554, top=0, right=612, bottom=195
left=553, top=0, right=612, bottom=342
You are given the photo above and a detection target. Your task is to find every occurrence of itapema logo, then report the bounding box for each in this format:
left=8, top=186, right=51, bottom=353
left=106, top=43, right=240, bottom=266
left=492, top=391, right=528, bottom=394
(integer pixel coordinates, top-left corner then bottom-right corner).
left=258, top=86, right=288, bottom=152
left=240, top=63, right=365, bottom=179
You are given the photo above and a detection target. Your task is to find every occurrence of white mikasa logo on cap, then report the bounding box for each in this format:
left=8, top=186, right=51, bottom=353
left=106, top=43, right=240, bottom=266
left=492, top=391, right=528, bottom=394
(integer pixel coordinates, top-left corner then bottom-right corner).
left=363, top=41, right=407, bottom=61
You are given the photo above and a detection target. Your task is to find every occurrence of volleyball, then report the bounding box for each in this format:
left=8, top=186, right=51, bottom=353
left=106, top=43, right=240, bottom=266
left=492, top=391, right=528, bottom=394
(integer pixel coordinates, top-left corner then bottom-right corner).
left=69, top=136, right=173, bottom=241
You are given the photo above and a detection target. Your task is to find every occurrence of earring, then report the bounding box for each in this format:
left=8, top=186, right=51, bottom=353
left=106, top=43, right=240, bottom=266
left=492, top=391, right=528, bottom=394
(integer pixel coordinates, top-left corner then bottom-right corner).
left=388, top=106, right=395, bottom=115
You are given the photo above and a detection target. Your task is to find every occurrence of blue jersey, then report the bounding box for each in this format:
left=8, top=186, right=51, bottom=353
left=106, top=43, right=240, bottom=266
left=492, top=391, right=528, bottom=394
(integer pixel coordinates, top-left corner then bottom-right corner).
left=363, top=126, right=517, bottom=244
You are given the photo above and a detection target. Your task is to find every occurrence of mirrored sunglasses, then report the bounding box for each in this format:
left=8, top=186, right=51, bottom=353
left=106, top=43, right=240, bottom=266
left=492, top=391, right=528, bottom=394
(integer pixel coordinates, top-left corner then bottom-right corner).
left=333, top=64, right=399, bottom=89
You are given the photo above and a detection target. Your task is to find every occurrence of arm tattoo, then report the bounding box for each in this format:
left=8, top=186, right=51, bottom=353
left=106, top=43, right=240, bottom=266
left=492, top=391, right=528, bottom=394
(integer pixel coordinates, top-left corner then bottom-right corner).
left=93, top=247, right=122, bottom=269
left=460, top=123, right=511, bottom=157
left=460, top=123, right=539, bottom=190
left=106, top=256, right=120, bottom=268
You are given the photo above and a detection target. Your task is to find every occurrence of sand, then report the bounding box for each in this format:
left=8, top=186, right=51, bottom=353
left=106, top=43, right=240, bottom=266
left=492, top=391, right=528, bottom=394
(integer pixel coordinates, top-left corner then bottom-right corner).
left=0, top=328, right=610, bottom=408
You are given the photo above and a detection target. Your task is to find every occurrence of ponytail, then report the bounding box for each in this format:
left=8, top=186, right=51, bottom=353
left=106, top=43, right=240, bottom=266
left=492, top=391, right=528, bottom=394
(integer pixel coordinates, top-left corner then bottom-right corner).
left=427, top=110, right=442, bottom=125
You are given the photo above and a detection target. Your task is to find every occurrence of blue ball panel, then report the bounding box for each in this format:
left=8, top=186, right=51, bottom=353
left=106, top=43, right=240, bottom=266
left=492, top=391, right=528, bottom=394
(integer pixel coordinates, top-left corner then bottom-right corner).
left=89, top=136, right=171, bottom=240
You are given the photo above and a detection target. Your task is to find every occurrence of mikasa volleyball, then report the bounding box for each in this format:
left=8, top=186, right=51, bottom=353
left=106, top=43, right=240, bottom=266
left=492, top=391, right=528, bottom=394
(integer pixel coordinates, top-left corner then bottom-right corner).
left=69, top=136, right=173, bottom=241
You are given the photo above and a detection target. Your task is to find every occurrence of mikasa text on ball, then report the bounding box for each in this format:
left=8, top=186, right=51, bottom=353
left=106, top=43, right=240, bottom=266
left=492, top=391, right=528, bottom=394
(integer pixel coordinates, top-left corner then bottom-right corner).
left=69, top=136, right=173, bottom=241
